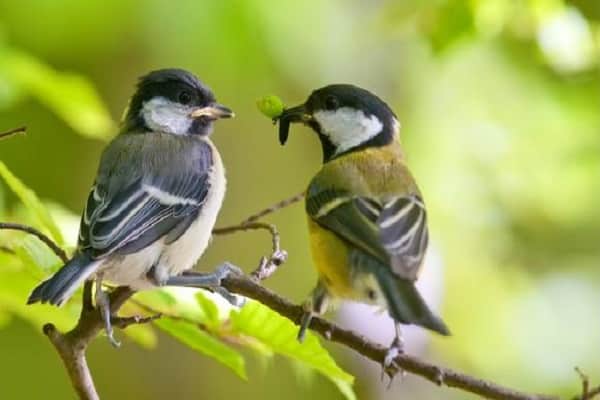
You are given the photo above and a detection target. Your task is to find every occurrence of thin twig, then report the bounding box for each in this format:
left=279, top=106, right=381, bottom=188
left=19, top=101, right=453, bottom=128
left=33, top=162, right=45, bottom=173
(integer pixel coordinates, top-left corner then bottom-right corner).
left=213, top=221, right=280, bottom=238
left=213, top=221, right=287, bottom=281
left=577, top=368, right=591, bottom=400
left=584, top=387, right=600, bottom=400
left=129, top=298, right=204, bottom=327
left=0, top=222, right=68, bottom=262
left=0, top=126, right=26, bottom=140
left=211, top=193, right=303, bottom=280
left=240, top=191, right=304, bottom=224
left=111, top=314, right=162, bottom=329
left=574, top=368, right=600, bottom=400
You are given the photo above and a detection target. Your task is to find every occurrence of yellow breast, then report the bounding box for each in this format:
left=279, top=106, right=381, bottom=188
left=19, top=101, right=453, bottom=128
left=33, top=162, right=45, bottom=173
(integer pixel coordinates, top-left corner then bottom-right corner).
left=307, top=218, right=356, bottom=298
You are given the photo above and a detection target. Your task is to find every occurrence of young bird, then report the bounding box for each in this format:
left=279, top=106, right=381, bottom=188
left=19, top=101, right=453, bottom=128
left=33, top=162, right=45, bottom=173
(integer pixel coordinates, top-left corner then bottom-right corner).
left=28, top=69, right=238, bottom=346
left=276, top=84, right=450, bottom=366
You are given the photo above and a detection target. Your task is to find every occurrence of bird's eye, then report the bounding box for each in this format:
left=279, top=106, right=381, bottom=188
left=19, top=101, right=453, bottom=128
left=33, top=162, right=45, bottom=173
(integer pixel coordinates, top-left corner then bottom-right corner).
left=178, top=91, right=192, bottom=105
left=324, top=95, right=338, bottom=111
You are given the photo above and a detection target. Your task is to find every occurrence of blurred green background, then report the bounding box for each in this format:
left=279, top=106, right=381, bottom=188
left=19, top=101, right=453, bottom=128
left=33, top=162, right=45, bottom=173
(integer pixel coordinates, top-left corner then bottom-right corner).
left=1, top=0, right=600, bottom=399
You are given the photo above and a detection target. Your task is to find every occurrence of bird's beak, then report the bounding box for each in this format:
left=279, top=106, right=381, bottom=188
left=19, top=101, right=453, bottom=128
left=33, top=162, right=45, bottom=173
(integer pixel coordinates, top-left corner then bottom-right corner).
left=189, top=103, right=235, bottom=120
left=277, top=103, right=312, bottom=145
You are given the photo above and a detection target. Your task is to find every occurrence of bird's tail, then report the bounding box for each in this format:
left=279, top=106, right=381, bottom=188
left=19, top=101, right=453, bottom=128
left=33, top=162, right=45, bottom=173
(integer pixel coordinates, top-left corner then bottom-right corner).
left=373, top=267, right=450, bottom=336
left=27, top=252, right=100, bottom=307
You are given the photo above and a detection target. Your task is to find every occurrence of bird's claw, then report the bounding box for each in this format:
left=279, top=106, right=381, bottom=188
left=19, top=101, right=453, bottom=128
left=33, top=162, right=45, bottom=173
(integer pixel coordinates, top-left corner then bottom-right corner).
left=105, top=327, right=121, bottom=348
left=168, top=263, right=245, bottom=306
left=297, top=301, right=314, bottom=343
left=212, top=263, right=245, bottom=307
left=380, top=336, right=405, bottom=386
left=214, top=262, right=243, bottom=283
left=383, top=346, right=400, bottom=372
left=213, top=286, right=246, bottom=307
left=95, top=282, right=121, bottom=348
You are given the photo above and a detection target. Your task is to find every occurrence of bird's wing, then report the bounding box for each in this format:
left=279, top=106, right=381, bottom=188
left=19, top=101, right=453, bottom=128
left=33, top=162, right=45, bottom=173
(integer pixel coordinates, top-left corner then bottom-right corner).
left=78, top=137, right=213, bottom=259
left=306, top=186, right=428, bottom=281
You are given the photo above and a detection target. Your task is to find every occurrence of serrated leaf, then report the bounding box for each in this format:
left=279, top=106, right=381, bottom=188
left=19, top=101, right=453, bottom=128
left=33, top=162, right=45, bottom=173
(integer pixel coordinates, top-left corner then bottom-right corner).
left=0, top=47, right=115, bottom=140
left=0, top=160, right=64, bottom=244
left=155, top=318, right=246, bottom=379
left=230, top=300, right=355, bottom=400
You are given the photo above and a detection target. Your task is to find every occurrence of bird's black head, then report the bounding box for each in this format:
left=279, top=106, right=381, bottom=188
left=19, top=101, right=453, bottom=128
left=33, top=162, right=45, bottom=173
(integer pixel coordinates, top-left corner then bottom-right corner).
left=122, top=68, right=234, bottom=136
left=277, top=84, right=399, bottom=162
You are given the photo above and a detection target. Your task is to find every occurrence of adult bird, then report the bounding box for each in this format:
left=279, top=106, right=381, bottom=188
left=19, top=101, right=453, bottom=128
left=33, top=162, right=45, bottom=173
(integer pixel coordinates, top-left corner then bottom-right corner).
left=28, top=69, right=237, bottom=346
left=276, top=84, right=450, bottom=367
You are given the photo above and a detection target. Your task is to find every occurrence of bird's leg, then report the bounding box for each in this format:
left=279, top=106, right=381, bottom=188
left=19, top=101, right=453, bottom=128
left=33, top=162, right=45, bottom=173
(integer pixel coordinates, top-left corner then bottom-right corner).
left=297, top=303, right=314, bottom=343
left=165, top=262, right=244, bottom=307
left=95, top=273, right=120, bottom=348
left=381, top=323, right=405, bottom=383
left=297, top=282, right=328, bottom=343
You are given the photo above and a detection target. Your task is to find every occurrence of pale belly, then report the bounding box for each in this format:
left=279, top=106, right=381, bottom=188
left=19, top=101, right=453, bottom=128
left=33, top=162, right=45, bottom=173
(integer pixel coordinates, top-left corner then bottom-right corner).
left=97, top=143, right=226, bottom=290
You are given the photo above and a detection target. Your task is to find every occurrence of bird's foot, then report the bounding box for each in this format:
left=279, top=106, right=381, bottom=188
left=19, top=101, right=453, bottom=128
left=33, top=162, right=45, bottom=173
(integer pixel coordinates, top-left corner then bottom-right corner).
left=167, top=262, right=245, bottom=307
left=212, top=262, right=244, bottom=283
left=95, top=283, right=120, bottom=348
left=213, top=286, right=246, bottom=307
left=297, top=302, right=314, bottom=343
left=297, top=283, right=329, bottom=343
left=381, top=332, right=405, bottom=386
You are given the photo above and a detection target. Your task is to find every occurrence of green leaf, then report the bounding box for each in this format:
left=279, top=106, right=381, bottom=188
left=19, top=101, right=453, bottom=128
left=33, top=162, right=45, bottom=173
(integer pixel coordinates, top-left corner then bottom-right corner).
left=0, top=160, right=64, bottom=245
left=0, top=269, right=79, bottom=332
left=134, top=288, right=224, bottom=324
left=16, top=235, right=62, bottom=273
left=0, top=47, right=115, bottom=140
left=195, top=291, right=221, bottom=328
left=154, top=318, right=246, bottom=379
left=121, top=323, right=157, bottom=349
left=230, top=300, right=355, bottom=400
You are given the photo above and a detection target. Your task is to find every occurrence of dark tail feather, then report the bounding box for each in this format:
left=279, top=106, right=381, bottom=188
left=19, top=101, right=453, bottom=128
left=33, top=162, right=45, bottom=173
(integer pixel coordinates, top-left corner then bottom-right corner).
left=27, top=253, right=99, bottom=307
left=374, top=268, right=450, bottom=336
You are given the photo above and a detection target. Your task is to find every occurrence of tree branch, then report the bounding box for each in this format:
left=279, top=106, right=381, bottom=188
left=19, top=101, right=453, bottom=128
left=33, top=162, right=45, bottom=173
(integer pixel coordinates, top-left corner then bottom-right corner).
left=0, top=219, right=591, bottom=400
left=219, top=274, right=559, bottom=400
left=42, top=286, right=135, bottom=400
left=0, top=126, right=26, bottom=140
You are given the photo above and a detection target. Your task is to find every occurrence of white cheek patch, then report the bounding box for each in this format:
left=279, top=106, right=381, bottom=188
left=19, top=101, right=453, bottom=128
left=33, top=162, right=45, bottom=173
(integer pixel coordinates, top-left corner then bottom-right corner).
left=392, top=117, right=401, bottom=135
left=142, top=97, right=193, bottom=135
left=314, top=108, right=383, bottom=155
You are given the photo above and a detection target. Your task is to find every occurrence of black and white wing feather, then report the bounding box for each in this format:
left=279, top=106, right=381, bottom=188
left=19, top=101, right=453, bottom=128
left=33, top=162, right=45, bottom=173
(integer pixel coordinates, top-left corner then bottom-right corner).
left=377, top=196, right=428, bottom=280
left=307, top=186, right=428, bottom=281
left=78, top=138, right=213, bottom=259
